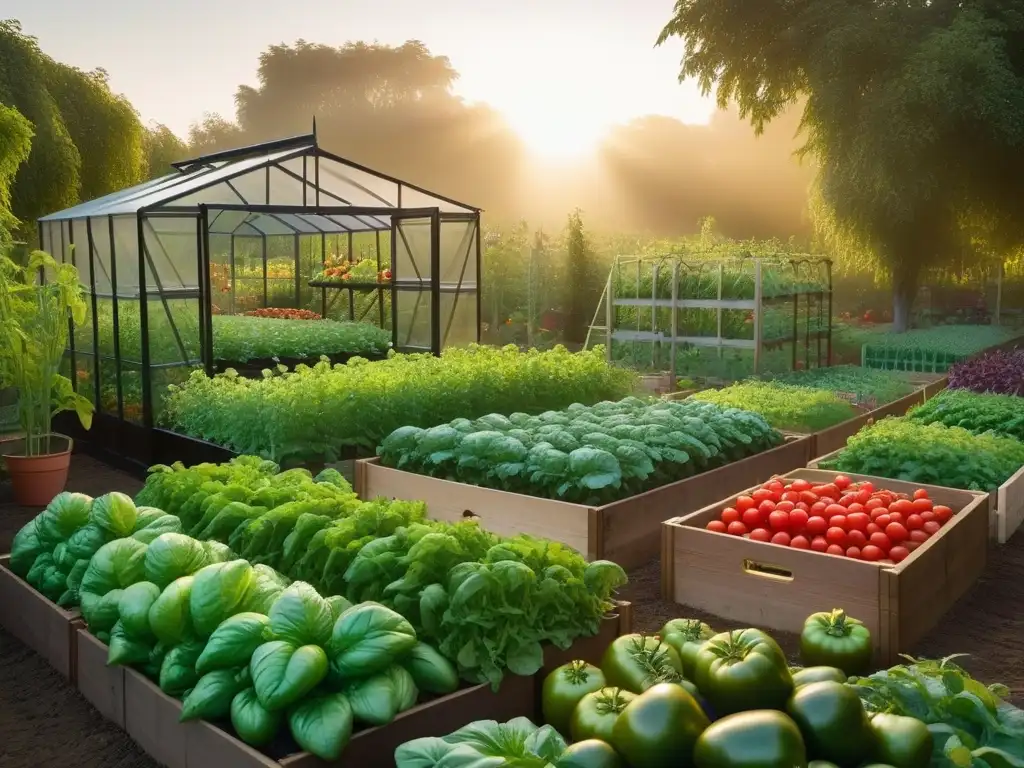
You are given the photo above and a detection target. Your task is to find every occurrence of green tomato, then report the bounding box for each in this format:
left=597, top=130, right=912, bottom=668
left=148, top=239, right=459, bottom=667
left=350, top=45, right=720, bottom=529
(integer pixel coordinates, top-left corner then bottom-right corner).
left=659, top=618, right=715, bottom=679
left=694, top=710, right=807, bottom=768
left=543, top=660, right=607, bottom=737
left=600, top=634, right=684, bottom=694
left=693, top=628, right=794, bottom=716
left=786, top=681, right=874, bottom=766
left=571, top=687, right=636, bottom=744
left=555, top=739, right=623, bottom=768
left=792, top=666, right=848, bottom=688
left=610, top=683, right=710, bottom=768
left=800, top=609, right=873, bottom=676
left=868, top=713, right=933, bottom=768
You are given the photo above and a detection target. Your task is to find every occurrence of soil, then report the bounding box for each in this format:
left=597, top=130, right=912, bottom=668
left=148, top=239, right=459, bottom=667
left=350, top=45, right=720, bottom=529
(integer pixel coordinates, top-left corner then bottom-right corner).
left=0, top=455, right=1020, bottom=766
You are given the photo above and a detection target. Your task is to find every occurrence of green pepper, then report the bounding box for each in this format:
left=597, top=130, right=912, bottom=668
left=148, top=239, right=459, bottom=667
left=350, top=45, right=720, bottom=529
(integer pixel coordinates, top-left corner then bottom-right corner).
left=571, top=687, right=636, bottom=744
left=800, top=609, right=873, bottom=676
left=600, top=634, right=683, bottom=694
left=542, top=660, right=607, bottom=737
left=694, top=710, right=807, bottom=768
left=611, top=683, right=710, bottom=768
left=659, top=618, right=715, bottom=679
left=792, top=666, right=848, bottom=688
left=786, top=681, right=873, bottom=766
left=555, top=739, right=623, bottom=768
left=868, top=713, right=933, bottom=768
left=693, top=629, right=794, bottom=716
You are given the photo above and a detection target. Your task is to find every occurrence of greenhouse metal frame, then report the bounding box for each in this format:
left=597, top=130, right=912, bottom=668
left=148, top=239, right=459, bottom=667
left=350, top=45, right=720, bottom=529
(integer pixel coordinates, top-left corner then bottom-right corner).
left=36, top=132, right=482, bottom=469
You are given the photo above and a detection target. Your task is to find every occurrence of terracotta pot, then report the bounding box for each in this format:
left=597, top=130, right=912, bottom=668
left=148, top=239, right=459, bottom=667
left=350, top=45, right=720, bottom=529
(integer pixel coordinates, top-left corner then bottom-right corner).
left=3, top=433, right=74, bottom=506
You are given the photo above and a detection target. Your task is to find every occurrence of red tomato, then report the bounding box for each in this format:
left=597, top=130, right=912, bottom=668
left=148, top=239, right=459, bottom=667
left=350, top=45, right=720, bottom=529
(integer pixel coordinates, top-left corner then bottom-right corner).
left=769, top=510, right=791, bottom=530
left=905, top=540, right=921, bottom=552
left=858, top=481, right=874, bottom=494
left=860, top=545, right=882, bottom=561
left=735, top=495, right=755, bottom=511
left=826, top=527, right=847, bottom=546
left=847, top=529, right=867, bottom=548
left=790, top=479, right=812, bottom=492
left=855, top=489, right=871, bottom=505
left=865, top=498, right=884, bottom=511
left=795, top=501, right=810, bottom=512
left=835, top=475, right=852, bottom=490
left=919, top=510, right=936, bottom=524
left=721, top=508, right=741, bottom=525
left=814, top=484, right=840, bottom=500
left=781, top=491, right=802, bottom=504
left=826, top=544, right=845, bottom=556
left=810, top=501, right=829, bottom=516
left=799, top=491, right=819, bottom=506
left=805, top=516, right=828, bottom=536
left=771, top=531, right=791, bottom=546
left=824, top=503, right=847, bottom=518
left=846, top=502, right=865, bottom=516
left=890, top=499, right=914, bottom=516
left=911, top=498, right=933, bottom=513
left=922, top=520, right=941, bottom=535
left=775, top=501, right=796, bottom=513
left=874, top=513, right=892, bottom=528
left=791, top=535, right=810, bottom=549
left=727, top=521, right=748, bottom=536
left=846, top=512, right=870, bottom=532
left=888, top=512, right=904, bottom=525
left=749, top=527, right=772, bottom=542
left=828, top=514, right=848, bottom=530
left=913, top=489, right=929, bottom=500
left=886, top=522, right=909, bottom=542
left=933, top=505, right=954, bottom=523
left=909, top=529, right=930, bottom=543
left=869, top=531, right=892, bottom=551
left=810, top=536, right=829, bottom=552
left=839, top=493, right=860, bottom=507
left=753, top=488, right=774, bottom=502
left=742, top=507, right=763, bottom=528
left=905, top=513, right=924, bottom=530
left=889, top=545, right=910, bottom=563
left=788, top=509, right=809, bottom=531
left=758, top=499, right=777, bottom=515
left=845, top=546, right=862, bottom=559
left=707, top=520, right=728, bottom=533
left=866, top=522, right=882, bottom=536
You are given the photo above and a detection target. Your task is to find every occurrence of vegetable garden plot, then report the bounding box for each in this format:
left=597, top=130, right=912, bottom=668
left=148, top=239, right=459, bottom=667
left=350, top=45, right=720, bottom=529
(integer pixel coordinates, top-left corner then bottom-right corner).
left=661, top=470, right=989, bottom=667
left=810, top=388, right=929, bottom=458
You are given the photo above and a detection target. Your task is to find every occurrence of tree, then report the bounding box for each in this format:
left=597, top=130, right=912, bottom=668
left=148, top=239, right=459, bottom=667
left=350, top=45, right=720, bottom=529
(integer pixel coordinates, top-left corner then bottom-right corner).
left=143, top=123, right=187, bottom=179
left=0, top=103, right=32, bottom=242
left=187, top=113, right=245, bottom=156
left=563, top=209, right=596, bottom=346
left=658, top=0, right=1024, bottom=330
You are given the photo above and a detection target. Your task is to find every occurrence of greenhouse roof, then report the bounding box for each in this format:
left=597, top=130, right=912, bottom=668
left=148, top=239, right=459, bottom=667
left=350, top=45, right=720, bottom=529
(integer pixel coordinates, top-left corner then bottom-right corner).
left=39, top=133, right=480, bottom=233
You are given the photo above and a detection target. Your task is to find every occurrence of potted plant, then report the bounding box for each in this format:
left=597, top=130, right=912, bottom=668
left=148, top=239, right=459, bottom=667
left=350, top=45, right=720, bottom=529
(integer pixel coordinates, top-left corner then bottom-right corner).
left=0, top=245, right=93, bottom=505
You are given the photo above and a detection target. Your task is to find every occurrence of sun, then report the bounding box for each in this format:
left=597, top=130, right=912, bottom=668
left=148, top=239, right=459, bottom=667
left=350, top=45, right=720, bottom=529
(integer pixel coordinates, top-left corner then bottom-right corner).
left=502, top=108, right=609, bottom=160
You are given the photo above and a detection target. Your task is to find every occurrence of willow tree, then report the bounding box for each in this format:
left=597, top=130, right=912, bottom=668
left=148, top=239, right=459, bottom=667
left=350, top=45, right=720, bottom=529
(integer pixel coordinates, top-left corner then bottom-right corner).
left=0, top=103, right=32, bottom=241
left=659, top=0, right=1024, bottom=330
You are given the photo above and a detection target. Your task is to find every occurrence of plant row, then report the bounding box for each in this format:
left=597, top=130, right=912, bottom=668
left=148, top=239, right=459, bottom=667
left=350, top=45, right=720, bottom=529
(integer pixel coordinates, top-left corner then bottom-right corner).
left=948, top=349, right=1024, bottom=396
left=861, top=325, right=1022, bottom=372
left=397, top=608, right=1022, bottom=768
left=765, top=365, right=915, bottom=407
left=689, top=381, right=859, bottom=434
left=376, top=396, right=782, bottom=504
left=907, top=389, right=1024, bottom=444
left=163, top=345, right=637, bottom=463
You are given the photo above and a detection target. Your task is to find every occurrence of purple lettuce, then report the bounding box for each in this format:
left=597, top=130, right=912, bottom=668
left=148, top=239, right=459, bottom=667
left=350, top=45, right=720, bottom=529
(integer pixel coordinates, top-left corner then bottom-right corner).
left=947, top=349, right=1024, bottom=396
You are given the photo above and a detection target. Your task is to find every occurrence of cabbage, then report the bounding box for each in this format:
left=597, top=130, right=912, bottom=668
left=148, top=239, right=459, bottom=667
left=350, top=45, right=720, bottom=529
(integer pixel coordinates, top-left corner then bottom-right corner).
left=35, top=492, right=93, bottom=547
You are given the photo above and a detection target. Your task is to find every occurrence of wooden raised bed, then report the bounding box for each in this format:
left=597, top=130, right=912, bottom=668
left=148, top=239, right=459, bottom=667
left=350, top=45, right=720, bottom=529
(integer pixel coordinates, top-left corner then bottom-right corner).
left=811, top=388, right=930, bottom=458
left=121, top=607, right=629, bottom=768
left=76, top=629, right=126, bottom=727
left=661, top=469, right=989, bottom=666
left=356, top=438, right=813, bottom=570
left=0, top=555, right=83, bottom=682
left=809, top=448, right=1024, bottom=545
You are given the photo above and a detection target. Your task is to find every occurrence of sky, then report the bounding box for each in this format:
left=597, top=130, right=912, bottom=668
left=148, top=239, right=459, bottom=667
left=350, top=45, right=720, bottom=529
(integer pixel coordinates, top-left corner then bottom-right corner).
left=6, top=0, right=716, bottom=158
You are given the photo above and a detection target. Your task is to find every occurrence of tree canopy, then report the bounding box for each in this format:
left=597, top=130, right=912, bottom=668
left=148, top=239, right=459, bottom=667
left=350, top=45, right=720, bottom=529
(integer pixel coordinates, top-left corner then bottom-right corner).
left=659, top=0, right=1024, bottom=329
left=0, top=102, right=32, bottom=241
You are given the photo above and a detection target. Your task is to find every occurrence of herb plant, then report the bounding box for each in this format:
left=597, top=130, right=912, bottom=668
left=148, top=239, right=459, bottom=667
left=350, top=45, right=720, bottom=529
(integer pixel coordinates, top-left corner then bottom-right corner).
left=211, top=315, right=391, bottom=363
left=862, top=325, right=1022, bottom=373
left=948, top=349, right=1024, bottom=396
left=164, top=345, right=637, bottom=463
left=690, top=381, right=857, bottom=433
left=765, top=365, right=915, bottom=407
left=908, top=390, right=1024, bottom=443
left=820, top=417, right=1024, bottom=492
left=377, top=396, right=782, bottom=504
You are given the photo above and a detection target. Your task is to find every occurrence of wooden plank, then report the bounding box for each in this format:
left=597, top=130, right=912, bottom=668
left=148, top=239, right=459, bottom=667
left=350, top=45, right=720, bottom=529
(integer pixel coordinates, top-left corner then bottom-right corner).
left=124, top=668, right=192, bottom=768
left=76, top=629, right=125, bottom=728
left=0, top=555, right=82, bottom=682
left=997, top=464, right=1024, bottom=544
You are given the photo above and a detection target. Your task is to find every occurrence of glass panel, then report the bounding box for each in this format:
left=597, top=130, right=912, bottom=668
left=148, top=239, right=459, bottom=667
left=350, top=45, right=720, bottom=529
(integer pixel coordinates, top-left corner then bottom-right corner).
left=396, top=291, right=432, bottom=350
left=400, top=184, right=474, bottom=214
left=268, top=165, right=309, bottom=206
left=143, top=216, right=199, bottom=292
left=209, top=233, right=233, bottom=314
left=231, top=237, right=266, bottom=313
left=120, top=362, right=144, bottom=424
left=266, top=235, right=299, bottom=307
left=439, top=220, right=476, bottom=286
left=315, top=157, right=400, bottom=206
left=149, top=296, right=201, bottom=365
left=440, top=291, right=477, bottom=349
left=94, top=297, right=119, bottom=415
left=89, top=217, right=114, bottom=294
left=393, top=217, right=432, bottom=281
left=73, top=352, right=97, bottom=407
left=111, top=215, right=140, bottom=295
left=152, top=364, right=195, bottom=426
left=41, top=220, right=53, bottom=255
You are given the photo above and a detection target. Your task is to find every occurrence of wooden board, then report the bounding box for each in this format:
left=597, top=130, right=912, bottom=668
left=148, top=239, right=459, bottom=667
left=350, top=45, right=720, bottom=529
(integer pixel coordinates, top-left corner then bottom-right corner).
left=812, top=390, right=926, bottom=458
left=0, top=555, right=82, bottom=682
left=661, top=469, right=988, bottom=666
left=357, top=438, right=813, bottom=570
left=76, top=629, right=126, bottom=728
left=809, top=448, right=1024, bottom=545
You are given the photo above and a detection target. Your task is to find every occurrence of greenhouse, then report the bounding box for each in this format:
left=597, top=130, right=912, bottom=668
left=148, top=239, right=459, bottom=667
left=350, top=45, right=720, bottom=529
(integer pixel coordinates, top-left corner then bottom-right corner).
left=36, top=132, right=481, bottom=465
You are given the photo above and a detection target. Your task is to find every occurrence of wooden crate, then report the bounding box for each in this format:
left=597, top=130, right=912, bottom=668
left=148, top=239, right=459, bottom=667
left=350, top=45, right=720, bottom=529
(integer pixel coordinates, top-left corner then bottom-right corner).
left=76, top=629, right=126, bottom=727
left=809, top=448, right=1024, bottom=545
left=123, top=608, right=628, bottom=768
left=812, top=389, right=930, bottom=458
left=661, top=469, right=989, bottom=666
left=0, top=555, right=83, bottom=682
left=356, top=438, right=813, bottom=570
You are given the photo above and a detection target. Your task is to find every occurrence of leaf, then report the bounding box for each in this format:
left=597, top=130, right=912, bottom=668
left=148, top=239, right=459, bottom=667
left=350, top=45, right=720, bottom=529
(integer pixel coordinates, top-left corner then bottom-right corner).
left=287, top=692, right=353, bottom=762
left=268, top=581, right=334, bottom=647
left=196, top=612, right=271, bottom=675
left=250, top=640, right=328, bottom=711
left=328, top=602, right=417, bottom=678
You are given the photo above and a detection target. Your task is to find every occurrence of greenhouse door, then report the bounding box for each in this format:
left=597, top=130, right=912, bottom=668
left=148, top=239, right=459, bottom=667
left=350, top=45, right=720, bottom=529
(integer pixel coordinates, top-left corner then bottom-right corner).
left=391, top=211, right=439, bottom=353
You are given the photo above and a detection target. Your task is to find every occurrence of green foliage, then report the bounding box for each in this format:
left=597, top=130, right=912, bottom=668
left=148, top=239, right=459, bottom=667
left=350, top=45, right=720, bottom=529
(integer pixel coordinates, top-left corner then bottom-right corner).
left=143, top=123, right=187, bottom=179
left=211, top=315, right=392, bottom=363
left=691, top=381, right=856, bottom=433
left=378, top=395, right=781, bottom=504
left=163, top=345, right=637, bottom=463
left=0, top=102, right=32, bottom=240
left=908, top=389, right=1024, bottom=443
left=821, top=417, right=1024, bottom=493
left=862, top=326, right=1022, bottom=372
left=764, top=365, right=915, bottom=407
left=0, top=247, right=93, bottom=453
